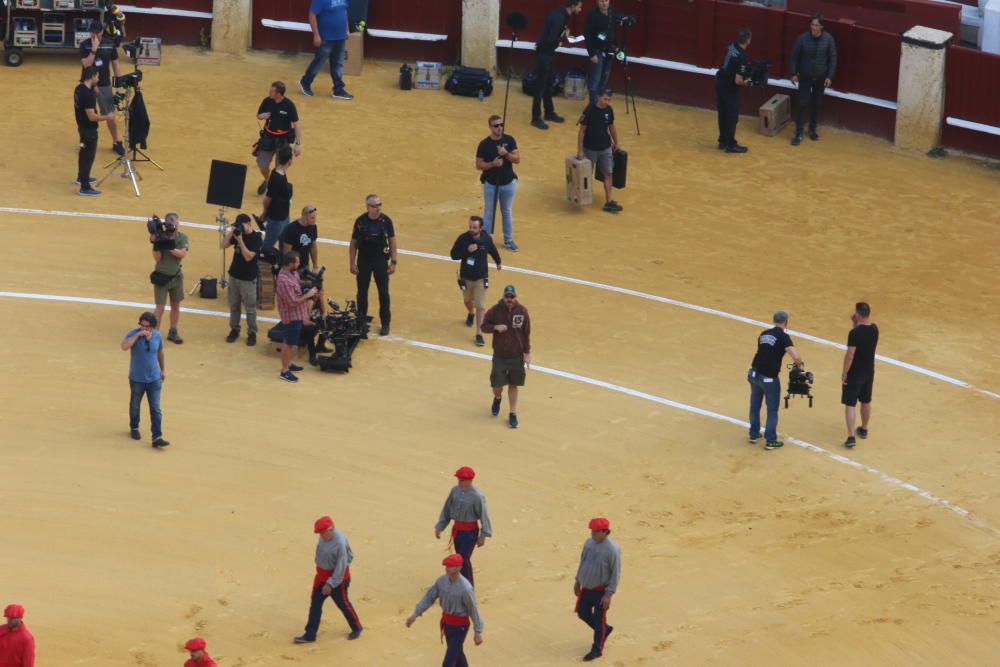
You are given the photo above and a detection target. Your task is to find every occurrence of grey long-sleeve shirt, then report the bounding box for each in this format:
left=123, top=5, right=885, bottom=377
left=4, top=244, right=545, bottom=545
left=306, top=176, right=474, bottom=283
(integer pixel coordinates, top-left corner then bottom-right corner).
left=412, top=574, right=484, bottom=633
left=435, top=485, right=493, bottom=538
left=316, top=529, right=354, bottom=587
left=575, top=537, right=621, bottom=593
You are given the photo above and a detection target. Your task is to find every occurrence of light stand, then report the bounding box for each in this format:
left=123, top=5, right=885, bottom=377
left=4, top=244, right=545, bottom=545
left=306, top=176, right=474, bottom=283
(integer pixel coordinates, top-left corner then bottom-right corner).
left=97, top=85, right=142, bottom=196
left=617, top=22, right=641, bottom=136
left=216, top=208, right=230, bottom=289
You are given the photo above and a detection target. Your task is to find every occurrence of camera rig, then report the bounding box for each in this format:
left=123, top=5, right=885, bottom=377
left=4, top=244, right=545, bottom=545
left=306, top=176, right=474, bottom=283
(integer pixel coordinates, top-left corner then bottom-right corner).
left=741, top=59, right=772, bottom=88
left=784, top=364, right=814, bottom=408
left=147, top=215, right=175, bottom=251
left=266, top=297, right=370, bottom=373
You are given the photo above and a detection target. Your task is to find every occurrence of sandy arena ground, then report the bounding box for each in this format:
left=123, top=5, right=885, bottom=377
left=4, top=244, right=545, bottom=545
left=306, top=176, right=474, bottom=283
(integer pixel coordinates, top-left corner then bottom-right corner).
left=1, top=46, right=998, bottom=666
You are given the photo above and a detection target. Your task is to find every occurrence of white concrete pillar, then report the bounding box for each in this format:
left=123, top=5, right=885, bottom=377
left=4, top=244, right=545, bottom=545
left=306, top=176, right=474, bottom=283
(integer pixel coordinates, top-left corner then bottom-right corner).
left=895, top=26, right=953, bottom=152
left=212, top=0, right=252, bottom=55
left=983, top=0, right=1000, bottom=54
left=462, top=0, right=500, bottom=71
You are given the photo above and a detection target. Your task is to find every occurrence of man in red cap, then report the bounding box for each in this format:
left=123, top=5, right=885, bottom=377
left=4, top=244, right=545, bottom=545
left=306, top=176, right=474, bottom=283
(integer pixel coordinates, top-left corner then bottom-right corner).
left=406, top=554, right=484, bottom=666
left=573, top=518, right=621, bottom=662
left=0, top=604, right=34, bottom=667
left=183, top=637, right=217, bottom=667
left=434, top=466, right=493, bottom=587
left=294, top=515, right=363, bottom=644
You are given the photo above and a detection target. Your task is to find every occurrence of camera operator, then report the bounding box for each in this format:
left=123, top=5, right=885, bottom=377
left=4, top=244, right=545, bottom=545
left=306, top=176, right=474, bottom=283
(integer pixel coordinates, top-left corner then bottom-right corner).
left=531, top=0, right=583, bottom=130
left=476, top=114, right=520, bottom=252
left=789, top=15, right=837, bottom=146
left=256, top=82, right=302, bottom=195
left=260, top=145, right=294, bottom=249
left=841, top=302, right=878, bottom=449
left=276, top=252, right=319, bottom=383
left=79, top=20, right=126, bottom=157
left=150, top=213, right=189, bottom=344
left=584, top=0, right=618, bottom=106
left=221, top=213, right=262, bottom=346
left=747, top=311, right=804, bottom=450
left=120, top=311, right=169, bottom=448
left=350, top=194, right=397, bottom=337
left=716, top=27, right=753, bottom=154
left=577, top=89, right=623, bottom=213
left=281, top=205, right=327, bottom=316
left=450, top=216, right=502, bottom=347
left=74, top=66, right=114, bottom=196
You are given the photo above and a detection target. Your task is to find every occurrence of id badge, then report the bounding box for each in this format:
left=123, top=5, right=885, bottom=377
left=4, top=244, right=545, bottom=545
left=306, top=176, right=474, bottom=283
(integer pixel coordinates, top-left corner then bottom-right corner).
left=96, top=59, right=104, bottom=68
left=465, top=258, right=475, bottom=266
left=598, top=32, right=607, bottom=42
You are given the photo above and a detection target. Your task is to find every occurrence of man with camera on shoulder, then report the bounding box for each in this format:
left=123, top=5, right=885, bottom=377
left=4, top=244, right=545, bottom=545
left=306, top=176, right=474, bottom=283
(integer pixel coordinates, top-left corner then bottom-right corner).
left=149, top=213, right=188, bottom=344
left=74, top=66, right=115, bottom=196
left=221, top=213, right=262, bottom=346
left=79, top=20, right=125, bottom=157
left=276, top=252, right=319, bottom=383
left=716, top=27, right=753, bottom=154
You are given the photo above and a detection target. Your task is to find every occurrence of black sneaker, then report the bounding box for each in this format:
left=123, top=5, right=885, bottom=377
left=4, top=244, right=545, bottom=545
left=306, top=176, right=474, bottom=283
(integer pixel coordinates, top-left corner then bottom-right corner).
left=78, top=187, right=102, bottom=197
left=725, top=144, right=749, bottom=154
left=279, top=370, right=299, bottom=383
left=332, top=89, right=354, bottom=100
left=74, top=177, right=97, bottom=185
left=293, top=635, right=315, bottom=644
left=602, top=201, right=623, bottom=213
left=298, top=79, right=314, bottom=96
left=289, top=364, right=304, bottom=372
left=544, top=113, right=565, bottom=123
left=504, top=240, right=519, bottom=252
left=844, top=436, right=857, bottom=449
left=347, top=629, right=363, bottom=640
left=130, top=429, right=141, bottom=440
left=717, top=142, right=726, bottom=150
left=257, top=180, right=267, bottom=196
left=764, top=440, right=784, bottom=450
left=380, top=324, right=390, bottom=336
left=791, top=134, right=803, bottom=146
left=167, top=329, right=184, bottom=344
left=152, top=438, right=170, bottom=448
left=491, top=397, right=501, bottom=417
left=465, top=313, right=475, bottom=327
left=583, top=649, right=602, bottom=662
left=226, top=329, right=239, bottom=343
left=748, top=432, right=762, bottom=444
left=247, top=332, right=257, bottom=347
left=530, top=118, right=549, bottom=130
left=856, top=426, right=868, bottom=439
left=113, top=141, right=126, bottom=156
left=808, top=130, right=820, bottom=141
left=509, top=412, right=519, bottom=429
left=475, top=334, right=485, bottom=347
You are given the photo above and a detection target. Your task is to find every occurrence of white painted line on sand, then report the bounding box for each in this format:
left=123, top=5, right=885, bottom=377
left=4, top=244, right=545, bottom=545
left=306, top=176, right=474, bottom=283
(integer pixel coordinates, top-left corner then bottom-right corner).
left=1, top=207, right=995, bottom=400
left=2, top=290, right=995, bottom=538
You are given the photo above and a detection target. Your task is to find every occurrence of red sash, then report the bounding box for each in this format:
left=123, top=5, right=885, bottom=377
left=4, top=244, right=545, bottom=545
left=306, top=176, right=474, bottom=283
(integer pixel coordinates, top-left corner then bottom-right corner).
left=312, top=565, right=351, bottom=590
left=574, top=585, right=607, bottom=612
left=439, top=612, right=471, bottom=643
left=448, top=521, right=479, bottom=547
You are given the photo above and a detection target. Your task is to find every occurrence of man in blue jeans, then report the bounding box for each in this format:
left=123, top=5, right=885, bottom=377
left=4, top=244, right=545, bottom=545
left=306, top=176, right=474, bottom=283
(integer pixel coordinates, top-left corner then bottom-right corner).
left=747, top=310, right=804, bottom=450
left=121, top=311, right=169, bottom=448
left=584, top=0, right=618, bottom=106
left=476, top=115, right=521, bottom=251
left=300, top=0, right=354, bottom=100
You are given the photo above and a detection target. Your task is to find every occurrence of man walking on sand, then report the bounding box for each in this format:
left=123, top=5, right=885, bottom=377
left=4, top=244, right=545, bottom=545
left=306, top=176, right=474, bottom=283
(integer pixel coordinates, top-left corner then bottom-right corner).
left=481, top=284, right=531, bottom=429
left=406, top=554, right=484, bottom=666
left=435, top=466, right=493, bottom=587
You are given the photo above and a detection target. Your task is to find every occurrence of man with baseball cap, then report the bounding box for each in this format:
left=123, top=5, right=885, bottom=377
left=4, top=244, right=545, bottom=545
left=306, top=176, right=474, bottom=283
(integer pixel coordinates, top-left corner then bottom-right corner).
left=0, top=604, right=35, bottom=667
left=574, top=518, right=621, bottom=662
left=406, top=554, right=484, bottom=665
left=481, top=284, right=531, bottom=428
left=435, top=466, right=493, bottom=586
left=747, top=310, right=805, bottom=450
left=294, top=515, right=363, bottom=644
left=183, top=637, right=217, bottom=667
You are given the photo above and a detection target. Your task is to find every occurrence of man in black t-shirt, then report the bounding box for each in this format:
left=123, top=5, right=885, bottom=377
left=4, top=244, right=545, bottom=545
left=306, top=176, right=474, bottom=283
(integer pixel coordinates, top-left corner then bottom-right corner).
left=350, top=194, right=398, bottom=336
left=841, top=302, right=879, bottom=448
left=79, top=20, right=125, bottom=157
left=476, top=115, right=521, bottom=251
left=74, top=66, right=114, bottom=196
left=450, top=216, right=502, bottom=347
left=255, top=81, right=302, bottom=194
left=281, top=205, right=326, bottom=317
left=221, top=213, right=263, bottom=345
left=577, top=89, right=623, bottom=212
left=531, top=0, right=583, bottom=129
left=716, top=28, right=752, bottom=153
left=747, top=310, right=805, bottom=449
left=261, top=146, right=294, bottom=249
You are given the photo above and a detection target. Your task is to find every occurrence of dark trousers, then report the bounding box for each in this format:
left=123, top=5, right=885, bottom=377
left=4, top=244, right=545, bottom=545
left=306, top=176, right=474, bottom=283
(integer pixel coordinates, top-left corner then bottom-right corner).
left=78, top=128, right=98, bottom=187
left=356, top=258, right=391, bottom=326
left=716, top=87, right=740, bottom=148
left=795, top=76, right=826, bottom=134
left=532, top=52, right=556, bottom=120
left=748, top=369, right=781, bottom=443
left=303, top=578, right=362, bottom=639
left=453, top=529, right=479, bottom=587
left=129, top=379, right=163, bottom=440
left=442, top=623, right=470, bottom=667
left=577, top=589, right=613, bottom=653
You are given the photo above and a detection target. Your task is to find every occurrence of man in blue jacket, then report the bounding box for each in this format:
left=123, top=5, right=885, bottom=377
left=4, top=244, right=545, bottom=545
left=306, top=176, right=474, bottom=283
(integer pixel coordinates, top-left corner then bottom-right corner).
left=300, top=0, right=354, bottom=100
left=789, top=15, right=837, bottom=145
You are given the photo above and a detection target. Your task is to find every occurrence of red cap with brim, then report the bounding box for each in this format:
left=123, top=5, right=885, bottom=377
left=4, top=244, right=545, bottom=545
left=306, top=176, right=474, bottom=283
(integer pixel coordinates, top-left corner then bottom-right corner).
left=314, top=515, right=334, bottom=533
left=3, top=604, right=24, bottom=619
left=442, top=554, right=464, bottom=567
left=184, top=637, right=207, bottom=651
left=589, top=517, right=610, bottom=531
left=454, top=466, right=476, bottom=480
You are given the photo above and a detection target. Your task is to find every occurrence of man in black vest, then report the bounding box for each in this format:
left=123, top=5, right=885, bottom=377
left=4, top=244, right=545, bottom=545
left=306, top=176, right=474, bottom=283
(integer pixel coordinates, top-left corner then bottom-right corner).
left=789, top=15, right=837, bottom=145
left=715, top=27, right=752, bottom=154
left=350, top=194, right=398, bottom=336
left=531, top=0, right=584, bottom=130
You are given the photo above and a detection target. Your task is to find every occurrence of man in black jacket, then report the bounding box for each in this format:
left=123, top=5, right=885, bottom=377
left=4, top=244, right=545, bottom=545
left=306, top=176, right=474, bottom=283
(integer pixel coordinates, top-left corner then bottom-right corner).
left=584, top=0, right=618, bottom=106
left=789, top=15, right=837, bottom=145
left=716, top=27, right=752, bottom=154
left=531, top=0, right=584, bottom=130
left=450, top=216, right=502, bottom=347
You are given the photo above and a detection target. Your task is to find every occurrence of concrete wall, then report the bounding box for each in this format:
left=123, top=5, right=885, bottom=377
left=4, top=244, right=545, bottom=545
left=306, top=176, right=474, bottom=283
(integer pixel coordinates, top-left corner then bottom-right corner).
left=461, top=0, right=499, bottom=70
left=213, top=0, right=252, bottom=55
left=895, top=26, right=953, bottom=151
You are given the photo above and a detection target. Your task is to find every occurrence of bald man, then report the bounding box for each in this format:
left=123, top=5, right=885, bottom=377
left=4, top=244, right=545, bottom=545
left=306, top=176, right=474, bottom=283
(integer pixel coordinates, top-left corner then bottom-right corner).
left=183, top=637, right=217, bottom=667
left=574, top=518, right=621, bottom=662
left=0, top=605, right=35, bottom=667
left=294, top=515, right=363, bottom=643
left=406, top=554, right=484, bottom=666
left=435, top=466, right=493, bottom=586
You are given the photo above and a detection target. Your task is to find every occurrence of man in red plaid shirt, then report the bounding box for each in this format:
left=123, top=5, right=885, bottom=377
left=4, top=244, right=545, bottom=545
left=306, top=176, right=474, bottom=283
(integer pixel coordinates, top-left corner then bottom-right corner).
left=276, top=251, right=318, bottom=383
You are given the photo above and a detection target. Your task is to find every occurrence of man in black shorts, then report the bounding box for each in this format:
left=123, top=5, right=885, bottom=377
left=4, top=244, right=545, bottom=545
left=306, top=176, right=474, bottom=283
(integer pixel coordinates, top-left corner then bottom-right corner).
left=74, top=66, right=114, bottom=196
left=747, top=310, right=805, bottom=449
left=841, top=302, right=879, bottom=448
left=79, top=20, right=125, bottom=157
left=481, top=285, right=531, bottom=429
left=577, top=89, right=623, bottom=213
left=256, top=82, right=302, bottom=195
left=350, top=194, right=397, bottom=336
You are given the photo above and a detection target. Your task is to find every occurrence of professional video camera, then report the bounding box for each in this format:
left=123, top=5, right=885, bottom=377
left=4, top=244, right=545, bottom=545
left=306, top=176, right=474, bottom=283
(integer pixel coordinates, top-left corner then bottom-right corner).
left=147, top=215, right=175, bottom=250
left=313, top=298, right=370, bottom=371
left=741, top=59, right=771, bottom=88
left=784, top=364, right=814, bottom=408
left=299, top=267, right=326, bottom=292
left=114, top=70, right=143, bottom=89
left=615, top=13, right=637, bottom=27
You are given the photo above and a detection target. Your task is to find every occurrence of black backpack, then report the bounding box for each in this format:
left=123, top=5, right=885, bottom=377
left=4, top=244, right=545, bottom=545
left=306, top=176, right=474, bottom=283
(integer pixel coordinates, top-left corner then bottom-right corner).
left=522, top=71, right=563, bottom=96
left=445, top=67, right=494, bottom=97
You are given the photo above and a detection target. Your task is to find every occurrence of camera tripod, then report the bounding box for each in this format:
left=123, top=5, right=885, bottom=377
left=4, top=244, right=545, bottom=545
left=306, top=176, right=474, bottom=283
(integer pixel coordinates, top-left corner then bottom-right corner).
left=617, top=22, right=641, bottom=136
left=98, top=84, right=163, bottom=197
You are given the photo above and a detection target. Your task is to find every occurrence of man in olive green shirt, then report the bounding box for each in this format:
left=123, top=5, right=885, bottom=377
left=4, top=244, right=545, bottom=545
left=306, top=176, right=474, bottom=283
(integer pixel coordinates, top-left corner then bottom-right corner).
left=151, top=213, right=189, bottom=343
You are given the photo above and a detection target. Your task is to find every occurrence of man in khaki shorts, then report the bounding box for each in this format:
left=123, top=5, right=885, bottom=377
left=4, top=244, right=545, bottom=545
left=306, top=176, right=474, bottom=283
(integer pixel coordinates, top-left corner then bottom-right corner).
left=150, top=213, right=189, bottom=344
left=481, top=285, right=530, bottom=428
left=450, top=216, right=502, bottom=347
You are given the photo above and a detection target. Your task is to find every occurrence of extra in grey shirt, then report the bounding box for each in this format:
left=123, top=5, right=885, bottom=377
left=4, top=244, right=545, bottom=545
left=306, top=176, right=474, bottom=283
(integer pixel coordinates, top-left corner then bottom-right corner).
left=412, top=574, right=484, bottom=633
left=316, top=529, right=354, bottom=587
left=575, top=537, right=621, bottom=593
left=435, top=485, right=493, bottom=538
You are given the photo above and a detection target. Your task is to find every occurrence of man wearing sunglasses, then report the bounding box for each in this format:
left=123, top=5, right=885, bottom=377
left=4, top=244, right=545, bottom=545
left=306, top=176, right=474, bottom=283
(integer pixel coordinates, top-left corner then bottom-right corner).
left=481, top=285, right=531, bottom=428
left=350, top=195, right=397, bottom=336
left=476, top=115, right=521, bottom=252
left=121, top=312, right=169, bottom=448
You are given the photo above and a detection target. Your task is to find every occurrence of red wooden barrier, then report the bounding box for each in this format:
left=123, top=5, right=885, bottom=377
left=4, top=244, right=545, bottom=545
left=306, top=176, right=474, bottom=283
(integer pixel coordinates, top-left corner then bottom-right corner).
left=942, top=45, right=1000, bottom=157
left=786, top=0, right=960, bottom=36
left=123, top=0, right=212, bottom=47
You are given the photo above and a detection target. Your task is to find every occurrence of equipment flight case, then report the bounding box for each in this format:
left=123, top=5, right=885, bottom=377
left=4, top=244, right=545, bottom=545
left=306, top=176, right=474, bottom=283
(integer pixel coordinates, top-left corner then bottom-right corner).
left=2, top=0, right=104, bottom=67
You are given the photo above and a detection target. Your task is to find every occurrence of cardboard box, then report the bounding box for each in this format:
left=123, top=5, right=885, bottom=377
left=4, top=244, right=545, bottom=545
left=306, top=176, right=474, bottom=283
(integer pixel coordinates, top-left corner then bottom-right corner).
left=137, top=37, right=162, bottom=66
left=758, top=94, right=791, bottom=137
left=415, top=61, right=442, bottom=90
left=565, top=155, right=593, bottom=205
left=564, top=73, right=586, bottom=100
left=343, top=31, right=363, bottom=77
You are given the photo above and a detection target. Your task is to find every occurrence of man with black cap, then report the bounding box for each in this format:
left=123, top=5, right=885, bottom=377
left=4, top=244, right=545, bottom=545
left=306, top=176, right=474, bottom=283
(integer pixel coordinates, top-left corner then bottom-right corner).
left=531, top=0, right=584, bottom=130
left=74, top=65, right=115, bottom=196
left=79, top=19, right=125, bottom=157
left=574, top=517, right=621, bottom=662
left=183, top=637, right=217, bottom=667
left=747, top=310, right=805, bottom=449
left=221, top=213, right=262, bottom=346
left=121, top=311, right=169, bottom=448
left=435, top=466, right=493, bottom=587
left=0, top=604, right=35, bottom=667
left=406, top=554, right=484, bottom=665
left=295, top=515, right=363, bottom=644
left=481, top=284, right=531, bottom=428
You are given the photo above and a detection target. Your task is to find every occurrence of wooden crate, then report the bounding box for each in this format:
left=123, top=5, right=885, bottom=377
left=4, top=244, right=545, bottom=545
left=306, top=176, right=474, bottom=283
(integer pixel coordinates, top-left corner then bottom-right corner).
left=257, top=262, right=275, bottom=310
left=565, top=156, right=593, bottom=205
left=758, top=94, right=791, bottom=137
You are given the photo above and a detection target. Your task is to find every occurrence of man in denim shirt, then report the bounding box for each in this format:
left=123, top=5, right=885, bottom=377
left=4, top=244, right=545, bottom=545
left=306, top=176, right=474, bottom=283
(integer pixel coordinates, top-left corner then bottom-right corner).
left=121, top=311, right=169, bottom=448
left=299, top=0, right=354, bottom=100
